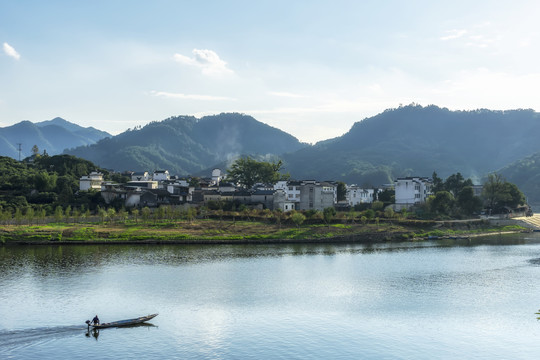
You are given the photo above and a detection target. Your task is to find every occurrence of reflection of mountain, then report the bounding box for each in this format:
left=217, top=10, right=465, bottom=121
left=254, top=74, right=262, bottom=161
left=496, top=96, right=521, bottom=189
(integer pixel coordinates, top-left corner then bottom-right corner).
left=0, top=117, right=111, bottom=158
left=65, top=113, right=307, bottom=174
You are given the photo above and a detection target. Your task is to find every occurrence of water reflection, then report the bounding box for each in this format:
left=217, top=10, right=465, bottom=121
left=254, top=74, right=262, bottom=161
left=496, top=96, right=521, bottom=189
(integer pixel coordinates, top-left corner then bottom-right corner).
left=2, top=233, right=540, bottom=359
left=85, top=323, right=157, bottom=341
left=85, top=328, right=100, bottom=340
left=1, top=233, right=540, bottom=277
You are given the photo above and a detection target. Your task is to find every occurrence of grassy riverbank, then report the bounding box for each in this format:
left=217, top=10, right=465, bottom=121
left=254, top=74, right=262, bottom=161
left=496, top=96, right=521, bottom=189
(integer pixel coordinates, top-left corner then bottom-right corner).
left=0, top=217, right=529, bottom=245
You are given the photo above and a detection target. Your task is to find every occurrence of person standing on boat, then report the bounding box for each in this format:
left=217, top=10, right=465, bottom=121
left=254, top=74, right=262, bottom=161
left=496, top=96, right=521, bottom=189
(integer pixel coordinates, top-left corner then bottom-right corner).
left=92, top=315, right=100, bottom=325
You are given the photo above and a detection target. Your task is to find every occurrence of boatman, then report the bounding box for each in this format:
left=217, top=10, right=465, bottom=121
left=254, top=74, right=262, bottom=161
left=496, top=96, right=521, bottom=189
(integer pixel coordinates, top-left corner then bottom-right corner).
left=92, top=315, right=100, bottom=325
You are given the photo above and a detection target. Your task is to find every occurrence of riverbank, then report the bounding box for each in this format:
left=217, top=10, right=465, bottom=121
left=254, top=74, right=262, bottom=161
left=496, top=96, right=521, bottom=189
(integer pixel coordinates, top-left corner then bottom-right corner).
left=0, top=218, right=529, bottom=245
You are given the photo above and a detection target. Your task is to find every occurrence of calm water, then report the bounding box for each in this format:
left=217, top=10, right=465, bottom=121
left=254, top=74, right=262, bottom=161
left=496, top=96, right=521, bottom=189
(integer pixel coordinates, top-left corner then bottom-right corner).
left=2, top=235, right=540, bottom=359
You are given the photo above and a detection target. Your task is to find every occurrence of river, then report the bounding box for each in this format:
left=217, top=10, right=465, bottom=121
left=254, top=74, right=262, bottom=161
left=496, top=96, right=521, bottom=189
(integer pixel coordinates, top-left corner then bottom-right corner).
left=1, top=234, right=540, bottom=359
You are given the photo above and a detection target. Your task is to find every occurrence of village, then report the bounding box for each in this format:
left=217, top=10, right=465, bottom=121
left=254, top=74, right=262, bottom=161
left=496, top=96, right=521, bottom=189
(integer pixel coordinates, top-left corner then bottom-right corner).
left=79, top=169, right=467, bottom=213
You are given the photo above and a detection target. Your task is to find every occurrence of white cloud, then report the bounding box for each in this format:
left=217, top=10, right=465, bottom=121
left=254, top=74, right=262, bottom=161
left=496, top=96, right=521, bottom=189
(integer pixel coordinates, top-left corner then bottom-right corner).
left=3, top=42, right=20, bottom=60
left=268, top=91, right=307, bottom=98
left=440, top=23, right=498, bottom=49
left=150, top=90, right=235, bottom=101
left=173, top=49, right=233, bottom=76
left=440, top=29, right=467, bottom=41
left=424, top=68, right=540, bottom=111
left=465, top=34, right=497, bottom=48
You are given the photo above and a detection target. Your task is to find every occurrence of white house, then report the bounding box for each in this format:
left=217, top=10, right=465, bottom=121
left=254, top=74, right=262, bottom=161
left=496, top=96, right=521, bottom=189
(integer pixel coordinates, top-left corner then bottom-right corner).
left=211, top=168, right=223, bottom=185
left=346, top=185, right=375, bottom=206
left=79, top=171, right=104, bottom=191
left=125, top=181, right=158, bottom=189
left=274, top=180, right=301, bottom=203
left=394, top=177, right=433, bottom=210
left=152, top=170, right=170, bottom=181
left=131, top=171, right=150, bottom=181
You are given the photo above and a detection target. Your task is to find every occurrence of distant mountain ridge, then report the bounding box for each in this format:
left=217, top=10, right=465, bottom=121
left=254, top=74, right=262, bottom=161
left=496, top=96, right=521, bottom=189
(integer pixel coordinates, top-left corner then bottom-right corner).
left=65, top=113, right=307, bottom=175
left=5, top=106, right=540, bottom=205
left=499, top=152, right=540, bottom=205
left=0, top=117, right=111, bottom=158
left=281, top=104, right=540, bottom=187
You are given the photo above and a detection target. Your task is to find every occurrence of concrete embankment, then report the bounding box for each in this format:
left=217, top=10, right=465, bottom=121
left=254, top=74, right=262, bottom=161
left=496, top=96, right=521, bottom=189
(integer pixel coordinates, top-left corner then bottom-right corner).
left=503, top=214, right=540, bottom=230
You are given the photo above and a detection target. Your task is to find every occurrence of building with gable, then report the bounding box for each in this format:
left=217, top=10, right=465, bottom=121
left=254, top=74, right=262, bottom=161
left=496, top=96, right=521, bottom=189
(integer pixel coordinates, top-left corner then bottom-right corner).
left=394, top=177, right=433, bottom=210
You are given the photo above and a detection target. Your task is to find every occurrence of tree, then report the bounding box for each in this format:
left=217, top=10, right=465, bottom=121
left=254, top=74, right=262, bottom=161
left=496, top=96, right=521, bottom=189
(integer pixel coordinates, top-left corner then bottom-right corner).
left=32, top=145, right=39, bottom=157
left=226, top=157, right=288, bottom=189
left=97, top=207, right=107, bottom=224
left=64, top=205, right=72, bottom=223
left=141, top=207, right=151, bottom=223
left=336, top=182, right=347, bottom=202
left=323, top=207, right=336, bottom=227
left=432, top=171, right=444, bottom=193
left=118, top=208, right=128, bottom=223
left=377, top=188, right=395, bottom=204
left=429, top=191, right=455, bottom=216
left=188, top=177, right=200, bottom=188
left=13, top=208, right=23, bottom=224
left=186, top=207, right=197, bottom=223
left=54, top=206, right=63, bottom=223
left=444, top=172, right=473, bottom=196
left=457, top=186, right=482, bottom=215
left=33, top=171, right=57, bottom=192
left=25, top=207, right=35, bottom=225
left=106, top=208, right=116, bottom=223
left=273, top=209, right=285, bottom=229
left=384, top=207, right=395, bottom=219
left=364, top=209, right=375, bottom=221
left=72, top=208, right=81, bottom=223
left=372, top=201, right=384, bottom=211
left=291, top=212, right=306, bottom=227
left=482, top=173, right=525, bottom=213
left=131, top=208, right=139, bottom=223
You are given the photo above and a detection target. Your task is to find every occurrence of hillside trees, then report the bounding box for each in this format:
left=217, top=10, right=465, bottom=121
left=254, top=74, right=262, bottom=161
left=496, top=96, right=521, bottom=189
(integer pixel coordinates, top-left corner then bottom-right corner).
left=426, top=172, right=524, bottom=217
left=427, top=173, right=482, bottom=217
left=483, top=173, right=526, bottom=213
left=226, top=156, right=290, bottom=189
left=0, top=154, right=110, bottom=214
left=457, top=186, right=483, bottom=215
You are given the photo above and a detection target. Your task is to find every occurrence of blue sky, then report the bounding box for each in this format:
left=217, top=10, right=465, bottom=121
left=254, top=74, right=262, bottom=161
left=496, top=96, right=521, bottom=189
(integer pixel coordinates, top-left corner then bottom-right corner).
left=1, top=1, right=539, bottom=143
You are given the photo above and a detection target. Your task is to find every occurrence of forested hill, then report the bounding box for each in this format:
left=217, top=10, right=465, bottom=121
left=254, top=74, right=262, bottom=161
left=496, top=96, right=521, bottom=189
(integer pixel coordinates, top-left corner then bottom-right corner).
left=499, top=152, right=540, bottom=205
left=281, top=104, right=540, bottom=186
left=65, top=113, right=307, bottom=175
left=0, top=117, right=111, bottom=158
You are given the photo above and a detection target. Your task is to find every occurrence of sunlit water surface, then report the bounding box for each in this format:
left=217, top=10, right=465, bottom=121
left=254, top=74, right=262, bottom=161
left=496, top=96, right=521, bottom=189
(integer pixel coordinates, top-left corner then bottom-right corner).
left=2, top=234, right=540, bottom=359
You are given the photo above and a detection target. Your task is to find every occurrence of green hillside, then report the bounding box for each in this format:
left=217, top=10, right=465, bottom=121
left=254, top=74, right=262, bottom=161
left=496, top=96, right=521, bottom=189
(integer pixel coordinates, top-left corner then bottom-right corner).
left=66, top=113, right=307, bottom=174
left=499, top=152, right=540, bottom=205
left=282, top=104, right=540, bottom=186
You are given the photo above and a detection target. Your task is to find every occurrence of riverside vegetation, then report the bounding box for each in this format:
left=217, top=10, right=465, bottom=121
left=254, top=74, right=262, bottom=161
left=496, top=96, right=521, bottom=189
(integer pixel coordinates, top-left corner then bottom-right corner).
left=0, top=151, right=529, bottom=245
left=0, top=205, right=527, bottom=245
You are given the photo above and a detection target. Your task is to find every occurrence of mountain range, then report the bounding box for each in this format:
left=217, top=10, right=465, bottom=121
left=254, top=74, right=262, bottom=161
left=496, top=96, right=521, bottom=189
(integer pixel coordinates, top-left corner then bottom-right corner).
left=4, top=105, right=540, bottom=203
left=0, top=117, right=111, bottom=159
left=281, top=104, right=540, bottom=186
left=66, top=113, right=307, bottom=175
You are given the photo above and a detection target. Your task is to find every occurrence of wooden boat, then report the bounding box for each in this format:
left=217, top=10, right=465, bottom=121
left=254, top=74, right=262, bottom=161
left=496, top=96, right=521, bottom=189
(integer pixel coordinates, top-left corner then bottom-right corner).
left=86, top=313, right=158, bottom=329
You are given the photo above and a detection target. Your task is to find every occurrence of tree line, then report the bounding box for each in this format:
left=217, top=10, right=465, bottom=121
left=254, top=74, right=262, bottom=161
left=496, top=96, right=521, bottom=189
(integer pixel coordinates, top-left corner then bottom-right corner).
left=0, top=153, right=528, bottom=225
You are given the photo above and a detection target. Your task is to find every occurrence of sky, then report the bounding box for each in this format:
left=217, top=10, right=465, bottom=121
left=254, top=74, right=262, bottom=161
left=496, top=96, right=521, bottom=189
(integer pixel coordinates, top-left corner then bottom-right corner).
left=1, top=0, right=540, bottom=144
